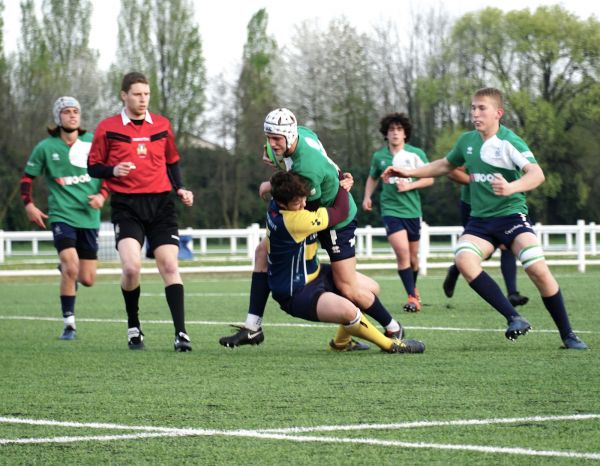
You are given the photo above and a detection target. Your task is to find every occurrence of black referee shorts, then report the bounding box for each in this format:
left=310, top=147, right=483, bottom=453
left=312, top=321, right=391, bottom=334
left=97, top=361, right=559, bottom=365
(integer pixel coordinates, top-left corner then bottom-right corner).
left=111, top=192, right=180, bottom=253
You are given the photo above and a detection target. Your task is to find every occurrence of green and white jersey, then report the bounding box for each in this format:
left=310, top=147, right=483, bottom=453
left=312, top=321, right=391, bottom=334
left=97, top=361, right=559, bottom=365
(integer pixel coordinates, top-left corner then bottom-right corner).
left=446, top=125, right=536, bottom=218
left=368, top=143, right=429, bottom=218
left=283, top=126, right=357, bottom=229
left=24, top=133, right=101, bottom=228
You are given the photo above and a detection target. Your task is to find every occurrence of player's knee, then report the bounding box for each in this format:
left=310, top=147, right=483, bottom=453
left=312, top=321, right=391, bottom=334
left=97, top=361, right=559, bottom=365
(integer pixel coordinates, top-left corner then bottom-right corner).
left=121, top=261, right=141, bottom=280
left=78, top=273, right=95, bottom=287
left=60, top=262, right=78, bottom=281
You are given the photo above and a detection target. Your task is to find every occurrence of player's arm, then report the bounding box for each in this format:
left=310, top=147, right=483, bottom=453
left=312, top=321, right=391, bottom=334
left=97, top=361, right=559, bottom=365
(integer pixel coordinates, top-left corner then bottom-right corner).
left=447, top=166, right=469, bottom=185
left=167, top=161, right=193, bottom=207
left=399, top=176, right=434, bottom=192
left=20, top=173, right=48, bottom=229
left=88, top=181, right=110, bottom=209
left=325, top=181, right=350, bottom=227
left=491, top=163, right=545, bottom=196
left=87, top=127, right=136, bottom=178
left=382, top=158, right=455, bottom=182
left=362, top=176, right=378, bottom=212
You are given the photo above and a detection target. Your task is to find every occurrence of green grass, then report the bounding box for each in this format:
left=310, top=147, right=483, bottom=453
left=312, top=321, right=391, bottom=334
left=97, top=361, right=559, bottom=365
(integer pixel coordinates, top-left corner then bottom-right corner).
left=0, top=268, right=599, bottom=465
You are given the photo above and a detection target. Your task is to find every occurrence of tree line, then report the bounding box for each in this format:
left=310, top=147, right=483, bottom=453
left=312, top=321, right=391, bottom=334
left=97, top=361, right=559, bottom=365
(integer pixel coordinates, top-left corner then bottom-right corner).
left=1, top=0, right=599, bottom=231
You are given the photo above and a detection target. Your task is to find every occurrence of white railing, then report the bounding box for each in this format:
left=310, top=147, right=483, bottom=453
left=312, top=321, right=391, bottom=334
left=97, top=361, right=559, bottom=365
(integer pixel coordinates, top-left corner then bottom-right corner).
left=0, top=220, right=598, bottom=274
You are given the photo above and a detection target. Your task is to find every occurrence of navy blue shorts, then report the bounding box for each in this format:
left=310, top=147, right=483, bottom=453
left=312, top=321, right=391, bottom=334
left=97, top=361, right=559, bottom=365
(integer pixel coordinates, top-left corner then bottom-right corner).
left=275, top=264, right=339, bottom=322
left=111, top=192, right=180, bottom=253
left=463, top=214, right=536, bottom=249
left=459, top=201, right=471, bottom=228
left=317, top=219, right=357, bottom=262
left=382, top=216, right=421, bottom=241
left=51, top=222, right=99, bottom=260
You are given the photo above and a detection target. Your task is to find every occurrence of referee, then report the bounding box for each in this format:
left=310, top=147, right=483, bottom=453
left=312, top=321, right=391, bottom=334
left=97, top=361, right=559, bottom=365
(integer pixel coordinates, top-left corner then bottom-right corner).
left=88, top=72, right=194, bottom=352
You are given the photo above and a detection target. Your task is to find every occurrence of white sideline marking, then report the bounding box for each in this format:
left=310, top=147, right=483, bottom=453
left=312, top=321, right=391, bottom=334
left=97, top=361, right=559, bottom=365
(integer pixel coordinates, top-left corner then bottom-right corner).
left=0, top=315, right=595, bottom=334
left=1, top=415, right=599, bottom=460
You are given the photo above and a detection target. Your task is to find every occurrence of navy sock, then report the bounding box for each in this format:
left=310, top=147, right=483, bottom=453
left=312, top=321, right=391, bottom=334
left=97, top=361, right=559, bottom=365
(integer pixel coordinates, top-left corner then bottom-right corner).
left=397, top=268, right=415, bottom=296
left=413, top=268, right=419, bottom=287
left=166, top=283, right=186, bottom=334
left=448, top=264, right=460, bottom=280
left=542, top=290, right=572, bottom=339
left=469, top=271, right=520, bottom=321
left=60, top=295, right=75, bottom=318
left=500, top=249, right=518, bottom=295
left=248, top=272, right=270, bottom=318
left=122, top=286, right=141, bottom=329
left=363, top=296, right=393, bottom=327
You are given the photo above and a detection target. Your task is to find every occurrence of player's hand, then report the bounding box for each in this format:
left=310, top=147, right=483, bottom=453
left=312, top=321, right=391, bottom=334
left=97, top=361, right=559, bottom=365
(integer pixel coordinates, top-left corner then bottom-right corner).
left=177, top=188, right=194, bottom=207
left=259, top=181, right=272, bottom=200
left=113, top=162, right=136, bottom=177
left=362, top=197, right=372, bottom=212
left=490, top=173, right=512, bottom=196
left=25, top=203, right=48, bottom=229
left=382, top=166, right=407, bottom=183
left=88, top=193, right=105, bottom=209
left=396, top=178, right=412, bottom=192
left=340, top=172, right=354, bottom=191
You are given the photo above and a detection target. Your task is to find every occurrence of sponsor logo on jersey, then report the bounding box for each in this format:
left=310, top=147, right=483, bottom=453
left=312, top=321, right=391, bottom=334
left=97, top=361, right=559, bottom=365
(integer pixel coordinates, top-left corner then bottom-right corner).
left=469, top=173, right=498, bottom=183
left=467, top=146, right=473, bottom=156
left=54, top=173, right=93, bottom=186
left=52, top=153, right=60, bottom=161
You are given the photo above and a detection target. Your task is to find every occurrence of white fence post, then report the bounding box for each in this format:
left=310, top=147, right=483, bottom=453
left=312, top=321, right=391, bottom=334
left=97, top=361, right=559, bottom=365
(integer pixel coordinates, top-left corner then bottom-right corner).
left=0, top=230, right=4, bottom=263
left=590, top=222, right=597, bottom=256
left=365, top=225, right=373, bottom=258
left=419, top=221, right=429, bottom=276
left=577, top=219, right=586, bottom=273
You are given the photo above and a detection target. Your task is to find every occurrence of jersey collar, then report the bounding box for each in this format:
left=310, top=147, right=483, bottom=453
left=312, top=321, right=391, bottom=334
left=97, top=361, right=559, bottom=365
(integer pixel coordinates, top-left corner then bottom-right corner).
left=120, top=108, right=154, bottom=126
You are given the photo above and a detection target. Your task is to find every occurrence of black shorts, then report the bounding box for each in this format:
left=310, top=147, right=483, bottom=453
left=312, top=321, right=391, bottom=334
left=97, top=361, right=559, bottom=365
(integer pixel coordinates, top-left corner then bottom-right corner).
left=382, top=216, right=421, bottom=241
left=111, top=192, right=180, bottom=252
left=276, top=264, right=338, bottom=322
left=51, top=222, right=99, bottom=260
left=463, top=214, right=536, bottom=249
left=317, top=219, right=357, bottom=262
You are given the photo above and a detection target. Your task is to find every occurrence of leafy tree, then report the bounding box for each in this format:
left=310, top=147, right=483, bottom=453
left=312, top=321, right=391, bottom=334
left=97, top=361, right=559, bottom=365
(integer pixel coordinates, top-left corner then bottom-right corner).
left=113, top=0, right=206, bottom=142
left=228, top=8, right=278, bottom=227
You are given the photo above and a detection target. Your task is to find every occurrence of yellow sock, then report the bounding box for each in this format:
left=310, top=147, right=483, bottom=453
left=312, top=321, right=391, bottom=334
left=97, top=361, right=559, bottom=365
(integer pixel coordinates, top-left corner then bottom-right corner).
left=346, top=312, right=394, bottom=351
left=332, top=324, right=352, bottom=347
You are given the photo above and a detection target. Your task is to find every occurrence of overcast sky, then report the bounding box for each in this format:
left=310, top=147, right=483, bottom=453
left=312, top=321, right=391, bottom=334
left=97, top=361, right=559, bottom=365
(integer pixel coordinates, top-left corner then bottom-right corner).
left=3, top=0, right=599, bottom=77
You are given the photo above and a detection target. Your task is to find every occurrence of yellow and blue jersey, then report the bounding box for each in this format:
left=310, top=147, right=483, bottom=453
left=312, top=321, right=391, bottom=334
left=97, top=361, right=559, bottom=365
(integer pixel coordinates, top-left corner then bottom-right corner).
left=266, top=199, right=331, bottom=301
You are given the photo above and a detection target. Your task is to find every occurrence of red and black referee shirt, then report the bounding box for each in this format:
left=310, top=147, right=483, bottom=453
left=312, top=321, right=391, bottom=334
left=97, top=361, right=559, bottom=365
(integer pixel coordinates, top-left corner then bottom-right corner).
left=88, top=109, right=180, bottom=194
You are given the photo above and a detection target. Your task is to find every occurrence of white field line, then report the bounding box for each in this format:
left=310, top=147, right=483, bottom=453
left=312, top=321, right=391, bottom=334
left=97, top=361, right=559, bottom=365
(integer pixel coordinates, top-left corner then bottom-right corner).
left=0, top=415, right=599, bottom=460
left=0, top=315, right=595, bottom=334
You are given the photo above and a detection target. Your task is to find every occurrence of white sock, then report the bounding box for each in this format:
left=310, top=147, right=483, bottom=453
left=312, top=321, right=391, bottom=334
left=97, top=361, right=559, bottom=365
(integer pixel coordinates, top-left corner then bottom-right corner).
left=344, top=309, right=362, bottom=328
left=244, top=314, right=262, bottom=331
left=64, top=315, right=75, bottom=329
left=385, top=319, right=400, bottom=333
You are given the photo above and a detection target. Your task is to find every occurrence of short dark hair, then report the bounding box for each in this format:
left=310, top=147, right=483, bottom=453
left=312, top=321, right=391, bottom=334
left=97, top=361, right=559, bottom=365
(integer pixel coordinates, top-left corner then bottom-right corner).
left=379, top=112, right=412, bottom=141
left=121, top=72, right=149, bottom=93
left=270, top=171, right=311, bottom=205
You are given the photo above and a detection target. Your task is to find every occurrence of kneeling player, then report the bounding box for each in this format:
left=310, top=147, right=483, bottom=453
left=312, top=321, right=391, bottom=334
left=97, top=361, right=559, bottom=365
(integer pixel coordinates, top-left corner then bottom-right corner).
left=263, top=171, right=425, bottom=353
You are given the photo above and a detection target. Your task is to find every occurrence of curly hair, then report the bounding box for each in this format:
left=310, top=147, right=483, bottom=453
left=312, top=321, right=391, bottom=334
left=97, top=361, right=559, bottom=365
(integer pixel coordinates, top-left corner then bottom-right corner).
left=270, top=171, right=311, bottom=205
left=379, top=112, right=411, bottom=141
